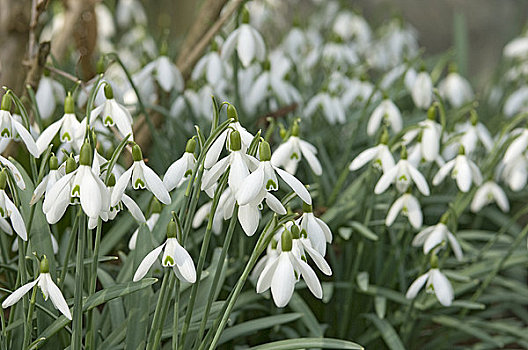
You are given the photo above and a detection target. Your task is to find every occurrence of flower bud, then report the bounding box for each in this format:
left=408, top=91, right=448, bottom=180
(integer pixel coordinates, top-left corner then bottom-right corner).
left=167, top=219, right=177, bottom=238
left=427, top=105, right=436, bottom=121
left=291, top=121, right=300, bottom=137
left=259, top=141, right=271, bottom=161
left=430, top=254, right=439, bottom=269
left=49, top=155, right=59, bottom=171
left=302, top=201, right=313, bottom=213
left=439, top=212, right=449, bottom=224
left=107, top=173, right=116, bottom=187
left=229, top=130, right=241, bottom=151
left=132, top=144, right=143, bottom=162
left=281, top=228, right=293, bottom=252
left=0, top=169, right=6, bottom=190
left=185, top=137, right=197, bottom=153
left=400, top=145, right=408, bottom=160
left=40, top=256, right=50, bottom=273
left=1, top=94, right=11, bottom=111
left=290, top=224, right=300, bottom=239
left=104, top=84, right=114, bottom=100
left=96, top=56, right=106, bottom=74
left=79, top=143, right=93, bottom=166
left=379, top=128, right=389, bottom=145
left=458, top=145, right=465, bottom=155
left=470, top=110, right=478, bottom=126
left=64, top=93, right=75, bottom=114
left=241, top=7, right=250, bottom=24
left=227, top=104, right=238, bottom=122
left=65, top=157, right=77, bottom=174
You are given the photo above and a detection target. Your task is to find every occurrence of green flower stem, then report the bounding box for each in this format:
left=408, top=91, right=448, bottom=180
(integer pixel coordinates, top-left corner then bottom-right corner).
left=59, top=210, right=81, bottom=289
left=146, top=270, right=172, bottom=350
left=18, top=236, right=29, bottom=348
left=194, top=205, right=239, bottom=347
left=86, top=219, right=103, bottom=349
left=0, top=299, right=6, bottom=350
left=22, top=283, right=38, bottom=349
left=172, top=279, right=180, bottom=350
left=72, top=213, right=86, bottom=350
left=152, top=273, right=175, bottom=348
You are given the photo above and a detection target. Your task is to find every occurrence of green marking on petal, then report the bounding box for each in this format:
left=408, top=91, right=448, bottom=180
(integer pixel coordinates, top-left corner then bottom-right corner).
left=163, top=255, right=174, bottom=266
left=0, top=208, right=5, bottom=217
left=1, top=129, right=10, bottom=138
left=398, top=174, right=408, bottom=182
left=184, top=169, right=192, bottom=177
left=266, top=179, right=277, bottom=191
left=72, top=185, right=80, bottom=197
left=290, top=152, right=299, bottom=160
left=104, top=116, right=114, bottom=126
left=61, top=132, right=71, bottom=142
left=134, top=178, right=145, bottom=189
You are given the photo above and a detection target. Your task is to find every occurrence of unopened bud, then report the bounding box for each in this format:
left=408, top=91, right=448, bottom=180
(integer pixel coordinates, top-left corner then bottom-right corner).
left=132, top=144, right=143, bottom=162
left=281, top=228, right=293, bottom=252
left=1, top=94, right=11, bottom=111
left=40, top=256, right=50, bottom=273
left=79, top=143, right=93, bottom=166
left=259, top=141, right=271, bottom=161
left=49, top=155, right=58, bottom=171
left=229, top=130, right=241, bottom=151
left=185, top=137, right=197, bottom=153
left=64, top=93, right=74, bottom=114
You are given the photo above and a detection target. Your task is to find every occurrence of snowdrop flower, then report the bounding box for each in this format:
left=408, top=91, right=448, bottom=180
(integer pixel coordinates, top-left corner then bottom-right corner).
left=297, top=203, right=332, bottom=256
left=320, top=41, right=359, bottom=69
left=438, top=70, right=474, bottom=107
left=502, top=156, right=528, bottom=191
left=349, top=130, right=395, bottom=173
left=503, top=128, right=528, bottom=164
left=412, top=214, right=463, bottom=261
left=0, top=94, right=39, bottom=157
left=271, top=122, right=322, bottom=176
left=411, top=70, right=433, bottom=109
left=111, top=144, right=171, bottom=206
left=133, top=219, right=196, bottom=283
left=30, top=155, right=63, bottom=205
left=504, top=36, right=528, bottom=59
left=35, top=72, right=66, bottom=120
left=453, top=114, right=493, bottom=154
left=134, top=55, right=184, bottom=93
left=237, top=141, right=312, bottom=206
left=245, top=59, right=301, bottom=113
left=115, top=0, right=147, bottom=28
left=332, top=11, right=371, bottom=46
left=221, top=10, right=266, bottom=67
left=471, top=181, right=509, bottom=213
left=0, top=156, right=25, bottom=190
left=201, top=130, right=258, bottom=199
left=402, top=108, right=442, bottom=162
left=192, top=201, right=223, bottom=235
left=256, top=228, right=322, bottom=308
left=503, top=86, right=528, bottom=117
left=367, top=98, right=402, bottom=136
left=0, top=170, right=27, bottom=240
left=251, top=238, right=279, bottom=281
left=164, top=138, right=197, bottom=192
left=432, top=146, right=482, bottom=192
left=192, top=42, right=229, bottom=85
left=406, top=256, right=454, bottom=307
left=375, top=147, right=430, bottom=195
left=204, top=105, right=254, bottom=169
left=2, top=257, right=71, bottom=319
left=88, top=84, right=133, bottom=140
left=386, top=192, right=423, bottom=229
left=304, top=91, right=346, bottom=125
left=290, top=224, right=332, bottom=276
left=36, top=94, right=84, bottom=156
left=129, top=199, right=161, bottom=250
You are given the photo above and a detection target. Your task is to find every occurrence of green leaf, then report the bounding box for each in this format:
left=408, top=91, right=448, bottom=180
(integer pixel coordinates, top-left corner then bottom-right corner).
left=349, top=221, right=378, bottom=241
left=288, top=293, right=324, bottom=337
left=363, top=314, right=406, bottom=350
left=219, top=313, right=302, bottom=345
left=432, top=315, right=504, bottom=348
left=247, top=338, right=363, bottom=350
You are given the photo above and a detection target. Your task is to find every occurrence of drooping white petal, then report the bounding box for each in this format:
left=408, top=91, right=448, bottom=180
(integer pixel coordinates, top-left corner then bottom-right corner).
left=455, top=157, right=472, bottom=192
left=237, top=166, right=264, bottom=206
left=121, top=194, right=146, bottom=222
left=407, top=163, right=430, bottom=196
left=271, top=253, right=296, bottom=308
left=43, top=274, right=72, bottom=320
left=36, top=118, right=64, bottom=156
left=294, top=256, right=322, bottom=299
left=432, top=160, right=455, bottom=186
left=80, top=168, right=102, bottom=218
left=237, top=25, right=256, bottom=67
left=141, top=162, right=171, bottom=205
left=238, top=204, right=260, bottom=236
left=133, top=243, right=166, bottom=281
left=274, top=167, right=311, bottom=205
left=172, top=240, right=196, bottom=283
left=406, top=195, right=423, bottom=229
left=111, top=167, right=133, bottom=206
left=6, top=198, right=27, bottom=240
left=385, top=196, right=405, bottom=227
left=256, top=253, right=280, bottom=293
left=12, top=120, right=39, bottom=157
left=446, top=232, right=464, bottom=261
left=265, top=193, right=287, bottom=215
left=299, top=141, right=322, bottom=176
left=163, top=157, right=187, bottom=192
left=374, top=164, right=399, bottom=194
left=2, top=278, right=39, bottom=308
left=405, top=272, right=428, bottom=299
left=349, top=147, right=378, bottom=171
left=430, top=269, right=454, bottom=306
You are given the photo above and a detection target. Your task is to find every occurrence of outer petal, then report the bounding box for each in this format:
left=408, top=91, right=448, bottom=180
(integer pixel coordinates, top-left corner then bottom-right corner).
left=430, top=269, right=454, bottom=306
left=6, top=198, right=27, bottom=240
left=256, top=253, right=280, bottom=293
left=44, top=274, right=72, bottom=320
left=2, top=278, right=39, bottom=308
left=163, top=157, right=187, bottom=192
left=133, top=243, right=165, bottom=281
left=36, top=118, right=63, bottom=156
left=374, top=164, right=398, bottom=194
left=300, top=141, right=322, bottom=175
left=405, top=273, right=428, bottom=299
left=237, top=25, right=256, bottom=67
left=265, top=193, right=287, bottom=215
left=412, top=226, right=435, bottom=247
left=238, top=204, right=260, bottom=236
left=432, top=160, right=455, bottom=186
left=204, top=130, right=228, bottom=169
left=455, top=157, right=472, bottom=192
left=490, top=183, right=510, bottom=212
left=349, top=147, right=378, bottom=171
left=121, top=194, right=146, bottom=222
left=408, top=163, right=430, bottom=196
left=271, top=253, right=296, bottom=307
left=385, top=196, right=405, bottom=227
left=406, top=195, right=423, bottom=229
left=274, top=167, right=311, bottom=205
left=13, top=120, right=39, bottom=157
left=293, top=255, right=322, bottom=299
left=237, top=166, right=264, bottom=205
left=142, top=162, right=171, bottom=205
left=172, top=242, right=196, bottom=283
left=80, top=169, right=102, bottom=218
left=446, top=232, right=464, bottom=261
left=111, top=167, right=133, bottom=206
left=423, top=226, right=445, bottom=254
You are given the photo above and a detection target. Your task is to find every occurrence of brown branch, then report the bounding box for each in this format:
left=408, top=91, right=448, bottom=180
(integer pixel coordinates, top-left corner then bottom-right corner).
left=257, top=103, right=298, bottom=126
left=177, top=0, right=245, bottom=79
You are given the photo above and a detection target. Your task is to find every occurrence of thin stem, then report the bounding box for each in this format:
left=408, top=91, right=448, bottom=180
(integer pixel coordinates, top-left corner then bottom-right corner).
left=86, top=219, right=103, bottom=349
left=18, top=236, right=29, bottom=347
left=72, top=213, right=86, bottom=350
left=172, top=279, right=181, bottom=350
left=146, top=270, right=171, bottom=350
left=59, top=211, right=81, bottom=289
left=23, top=285, right=38, bottom=349
left=152, top=274, right=175, bottom=348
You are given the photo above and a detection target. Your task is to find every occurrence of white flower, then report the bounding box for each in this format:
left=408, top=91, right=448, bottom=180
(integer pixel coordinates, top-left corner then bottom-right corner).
left=385, top=193, right=423, bottom=229
left=304, top=92, right=346, bottom=125
left=204, top=109, right=254, bottom=169
left=221, top=23, right=266, bottom=67
left=471, top=181, right=509, bottom=213
left=134, top=56, right=184, bottom=94
left=0, top=95, right=39, bottom=157
left=88, top=84, right=133, bottom=140
left=411, top=71, right=433, bottom=109
left=297, top=205, right=332, bottom=256
left=192, top=49, right=228, bottom=85
left=402, top=118, right=442, bottom=162
left=406, top=267, right=454, bottom=307
left=133, top=220, right=196, bottom=283
left=2, top=257, right=71, bottom=319
left=256, top=229, right=322, bottom=308
left=36, top=94, right=84, bottom=156
left=374, top=155, right=430, bottom=195
left=503, top=86, right=528, bottom=117
left=163, top=139, right=197, bottom=192
left=30, top=155, right=63, bottom=205
left=432, top=151, right=482, bottom=192
left=412, top=222, right=463, bottom=261
left=502, top=156, right=528, bottom=191
left=503, top=129, right=528, bottom=164
left=504, top=36, right=528, bottom=59
left=271, top=128, right=322, bottom=176
left=35, top=74, right=66, bottom=120
left=237, top=141, right=312, bottom=206
left=453, top=119, right=493, bottom=154
left=438, top=72, right=473, bottom=107
left=116, top=0, right=147, bottom=28
left=292, top=234, right=332, bottom=276
left=332, top=11, right=371, bottom=45
left=367, top=99, right=402, bottom=136
left=349, top=140, right=395, bottom=174
left=0, top=170, right=27, bottom=241
left=129, top=201, right=161, bottom=250
left=111, top=144, right=171, bottom=206
left=0, top=156, right=24, bottom=190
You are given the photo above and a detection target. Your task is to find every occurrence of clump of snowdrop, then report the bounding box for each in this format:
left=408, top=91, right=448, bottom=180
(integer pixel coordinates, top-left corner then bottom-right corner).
left=412, top=213, right=463, bottom=261
left=163, top=137, right=197, bottom=191
left=438, top=66, right=474, bottom=108
left=350, top=129, right=394, bottom=173
left=367, top=97, right=402, bottom=136
left=0, top=94, right=39, bottom=157
left=433, top=146, right=482, bottom=192
left=411, top=68, right=433, bottom=110
left=405, top=255, right=454, bottom=307
left=0, top=169, right=27, bottom=240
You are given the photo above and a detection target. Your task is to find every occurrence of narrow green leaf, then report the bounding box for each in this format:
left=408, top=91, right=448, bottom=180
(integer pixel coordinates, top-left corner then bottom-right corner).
left=247, top=338, right=363, bottom=350
left=363, top=314, right=406, bottom=350
left=432, top=315, right=504, bottom=347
